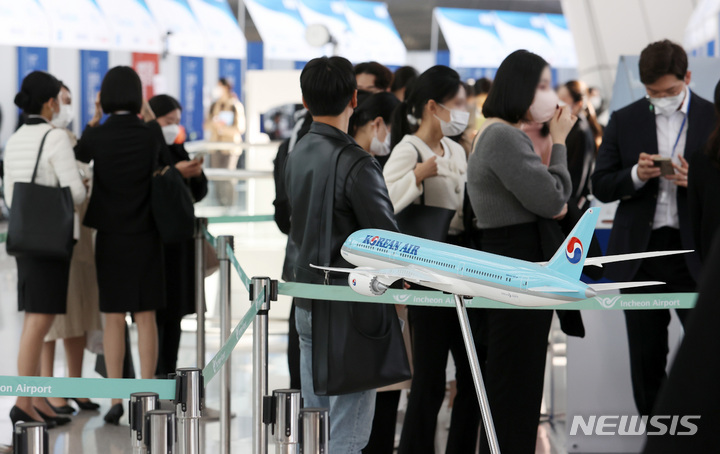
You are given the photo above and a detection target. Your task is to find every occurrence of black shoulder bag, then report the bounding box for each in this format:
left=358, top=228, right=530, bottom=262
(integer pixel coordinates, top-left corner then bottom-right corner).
left=394, top=143, right=456, bottom=242
left=151, top=139, right=195, bottom=244
left=6, top=130, right=75, bottom=259
left=312, top=146, right=411, bottom=396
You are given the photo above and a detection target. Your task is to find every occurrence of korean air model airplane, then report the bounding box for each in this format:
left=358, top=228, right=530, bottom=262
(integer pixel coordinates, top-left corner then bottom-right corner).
left=313, top=208, right=691, bottom=307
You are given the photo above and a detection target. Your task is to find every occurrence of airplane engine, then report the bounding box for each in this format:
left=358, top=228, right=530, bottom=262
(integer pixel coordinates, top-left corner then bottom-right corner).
left=348, top=273, right=388, bottom=297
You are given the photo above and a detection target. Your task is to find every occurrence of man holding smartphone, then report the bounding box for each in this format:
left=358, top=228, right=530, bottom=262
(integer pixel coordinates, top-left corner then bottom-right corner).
left=592, top=40, right=715, bottom=415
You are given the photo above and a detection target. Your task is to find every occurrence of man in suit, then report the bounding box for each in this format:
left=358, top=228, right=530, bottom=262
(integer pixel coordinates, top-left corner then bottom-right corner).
left=592, top=40, right=716, bottom=416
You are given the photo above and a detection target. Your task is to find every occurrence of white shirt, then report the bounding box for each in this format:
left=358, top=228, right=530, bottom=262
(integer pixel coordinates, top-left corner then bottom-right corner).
left=631, top=86, right=690, bottom=230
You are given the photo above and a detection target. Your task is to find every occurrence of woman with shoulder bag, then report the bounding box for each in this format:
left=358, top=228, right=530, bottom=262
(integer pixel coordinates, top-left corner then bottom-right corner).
left=467, top=50, right=575, bottom=453
left=4, top=71, right=87, bottom=428
left=75, top=67, right=166, bottom=425
left=383, top=66, right=482, bottom=454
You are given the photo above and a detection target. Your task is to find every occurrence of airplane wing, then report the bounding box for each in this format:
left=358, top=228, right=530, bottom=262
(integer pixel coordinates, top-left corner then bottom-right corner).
left=310, top=264, right=444, bottom=285
left=536, top=250, right=692, bottom=267
left=588, top=281, right=664, bottom=292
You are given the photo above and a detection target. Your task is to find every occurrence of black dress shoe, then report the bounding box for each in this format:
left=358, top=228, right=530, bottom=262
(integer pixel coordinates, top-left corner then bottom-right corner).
left=10, top=406, right=56, bottom=429
left=35, top=408, right=71, bottom=426
left=104, top=403, right=124, bottom=425
left=70, top=398, right=100, bottom=411
left=46, top=399, right=74, bottom=415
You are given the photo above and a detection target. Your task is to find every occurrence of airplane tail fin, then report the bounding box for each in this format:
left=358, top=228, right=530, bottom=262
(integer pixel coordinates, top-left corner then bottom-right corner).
left=544, top=208, right=601, bottom=281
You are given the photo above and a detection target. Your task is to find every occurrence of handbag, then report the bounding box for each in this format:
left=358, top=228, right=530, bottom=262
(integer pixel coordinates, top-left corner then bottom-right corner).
left=151, top=147, right=195, bottom=244
left=203, top=238, right=220, bottom=277
left=394, top=143, right=456, bottom=242
left=312, top=145, right=411, bottom=396
left=6, top=130, right=75, bottom=259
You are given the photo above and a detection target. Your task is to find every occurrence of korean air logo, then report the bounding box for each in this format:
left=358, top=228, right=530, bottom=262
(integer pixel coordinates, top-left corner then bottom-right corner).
left=370, top=236, right=380, bottom=245
left=352, top=279, right=357, bottom=287
left=566, top=237, right=583, bottom=264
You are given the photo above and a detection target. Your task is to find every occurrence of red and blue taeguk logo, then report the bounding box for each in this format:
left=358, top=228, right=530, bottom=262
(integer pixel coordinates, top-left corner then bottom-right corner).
left=352, top=279, right=357, bottom=287
left=370, top=236, right=380, bottom=245
left=566, top=237, right=583, bottom=264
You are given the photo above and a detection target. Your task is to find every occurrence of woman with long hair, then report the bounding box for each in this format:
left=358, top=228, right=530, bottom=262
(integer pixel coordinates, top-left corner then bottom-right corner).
left=384, top=65, right=481, bottom=454
left=467, top=50, right=576, bottom=453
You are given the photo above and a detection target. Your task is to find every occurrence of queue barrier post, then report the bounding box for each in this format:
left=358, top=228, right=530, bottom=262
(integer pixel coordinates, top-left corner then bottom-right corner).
left=13, top=422, right=48, bottom=454
left=264, top=389, right=301, bottom=454
left=250, top=277, right=278, bottom=454
left=194, top=218, right=208, bottom=369
left=175, top=368, right=203, bottom=454
left=145, top=410, right=176, bottom=454
left=299, top=408, right=329, bottom=454
left=130, top=392, right=160, bottom=454
left=216, top=235, right=234, bottom=454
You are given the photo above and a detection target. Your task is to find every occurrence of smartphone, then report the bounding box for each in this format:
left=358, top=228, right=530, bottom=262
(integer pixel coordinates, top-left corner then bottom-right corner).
left=653, top=157, right=675, bottom=176
left=192, top=152, right=207, bottom=162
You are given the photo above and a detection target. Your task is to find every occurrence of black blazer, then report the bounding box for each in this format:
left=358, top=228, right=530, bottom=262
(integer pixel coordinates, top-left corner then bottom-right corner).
left=591, top=92, right=715, bottom=281
left=688, top=150, right=720, bottom=262
left=76, top=114, right=163, bottom=234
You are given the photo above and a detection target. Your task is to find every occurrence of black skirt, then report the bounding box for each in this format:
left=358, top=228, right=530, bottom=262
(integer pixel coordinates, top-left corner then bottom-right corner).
left=95, top=230, right=166, bottom=313
left=16, top=256, right=71, bottom=314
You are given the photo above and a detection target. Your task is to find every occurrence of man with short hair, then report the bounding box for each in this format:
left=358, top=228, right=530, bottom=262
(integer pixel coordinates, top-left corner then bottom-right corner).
left=592, top=40, right=715, bottom=415
left=285, top=56, right=398, bottom=452
left=354, top=61, right=393, bottom=93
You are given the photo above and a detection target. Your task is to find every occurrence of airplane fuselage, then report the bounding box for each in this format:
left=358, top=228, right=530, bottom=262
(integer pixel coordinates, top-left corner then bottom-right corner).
left=340, top=230, right=597, bottom=307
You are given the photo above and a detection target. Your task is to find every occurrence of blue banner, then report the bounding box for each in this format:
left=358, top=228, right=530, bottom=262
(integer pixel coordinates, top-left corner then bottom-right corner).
left=180, top=56, right=204, bottom=141
left=80, top=50, right=108, bottom=128
left=218, top=58, right=242, bottom=102
left=17, top=47, right=48, bottom=91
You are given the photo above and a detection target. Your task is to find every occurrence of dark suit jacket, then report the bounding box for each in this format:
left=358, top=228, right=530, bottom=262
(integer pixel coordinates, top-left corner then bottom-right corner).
left=591, top=92, right=715, bottom=281
left=688, top=150, right=720, bottom=263
left=76, top=114, right=164, bottom=234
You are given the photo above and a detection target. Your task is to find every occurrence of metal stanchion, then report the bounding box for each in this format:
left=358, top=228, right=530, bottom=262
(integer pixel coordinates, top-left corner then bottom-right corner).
left=145, top=410, right=176, bottom=454
left=130, top=392, right=160, bottom=453
left=250, top=277, right=278, bottom=454
left=265, top=389, right=301, bottom=454
left=217, top=235, right=233, bottom=454
left=175, top=368, right=203, bottom=454
left=13, top=422, right=48, bottom=454
left=453, top=294, right=500, bottom=454
left=195, top=218, right=208, bottom=369
left=299, top=408, right=329, bottom=454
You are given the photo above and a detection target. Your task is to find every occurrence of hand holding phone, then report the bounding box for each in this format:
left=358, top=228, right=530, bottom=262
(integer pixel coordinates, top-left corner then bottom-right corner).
left=652, top=156, right=675, bottom=176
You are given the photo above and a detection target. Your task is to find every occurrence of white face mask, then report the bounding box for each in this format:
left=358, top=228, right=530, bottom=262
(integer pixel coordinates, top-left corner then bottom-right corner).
left=162, top=124, right=180, bottom=145
left=51, top=102, right=73, bottom=129
left=435, top=104, right=469, bottom=137
left=648, top=87, right=686, bottom=116
left=370, top=128, right=391, bottom=156
left=211, top=86, right=225, bottom=101
left=529, top=88, right=559, bottom=123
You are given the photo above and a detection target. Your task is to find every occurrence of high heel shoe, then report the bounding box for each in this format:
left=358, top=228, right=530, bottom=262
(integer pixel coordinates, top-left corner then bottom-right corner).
left=35, top=408, right=71, bottom=426
left=10, top=406, right=57, bottom=429
left=46, top=398, right=74, bottom=415
left=104, top=403, right=124, bottom=425
left=70, top=398, right=100, bottom=411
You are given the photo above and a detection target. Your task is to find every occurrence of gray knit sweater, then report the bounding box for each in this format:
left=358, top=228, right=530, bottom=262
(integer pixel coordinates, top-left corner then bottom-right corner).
left=467, top=122, right=571, bottom=229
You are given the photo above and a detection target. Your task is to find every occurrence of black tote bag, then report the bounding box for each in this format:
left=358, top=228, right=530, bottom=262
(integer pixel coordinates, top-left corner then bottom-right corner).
left=312, top=145, right=411, bottom=396
left=151, top=149, right=195, bottom=244
left=394, top=143, right=455, bottom=242
left=6, top=130, right=75, bottom=260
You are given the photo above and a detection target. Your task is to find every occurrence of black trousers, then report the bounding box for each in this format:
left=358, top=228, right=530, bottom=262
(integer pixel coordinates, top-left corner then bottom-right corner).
left=622, top=227, right=694, bottom=415
left=477, top=223, right=553, bottom=454
left=288, top=302, right=302, bottom=390
left=398, top=306, right=483, bottom=454
left=156, top=312, right=184, bottom=377
left=363, top=390, right=401, bottom=454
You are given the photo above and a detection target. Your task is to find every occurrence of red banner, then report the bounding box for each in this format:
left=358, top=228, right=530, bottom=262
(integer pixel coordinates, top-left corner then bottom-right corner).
left=132, top=53, right=159, bottom=100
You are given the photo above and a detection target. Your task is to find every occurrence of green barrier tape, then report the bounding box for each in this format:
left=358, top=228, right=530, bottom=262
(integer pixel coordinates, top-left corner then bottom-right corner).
left=207, top=215, right=275, bottom=224
left=203, top=289, right=264, bottom=383
left=0, top=375, right=175, bottom=399
left=203, top=227, right=217, bottom=249
left=277, top=282, right=697, bottom=311
left=227, top=243, right=251, bottom=291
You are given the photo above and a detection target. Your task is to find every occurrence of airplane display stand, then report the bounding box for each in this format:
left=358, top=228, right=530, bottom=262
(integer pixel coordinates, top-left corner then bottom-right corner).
left=453, top=294, right=501, bottom=454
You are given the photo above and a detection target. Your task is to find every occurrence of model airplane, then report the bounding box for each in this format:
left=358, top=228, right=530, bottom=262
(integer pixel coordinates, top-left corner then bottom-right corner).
left=312, top=208, right=691, bottom=307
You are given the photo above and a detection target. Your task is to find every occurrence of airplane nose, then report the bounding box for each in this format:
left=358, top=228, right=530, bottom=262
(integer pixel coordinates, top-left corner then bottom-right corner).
left=585, top=288, right=597, bottom=298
